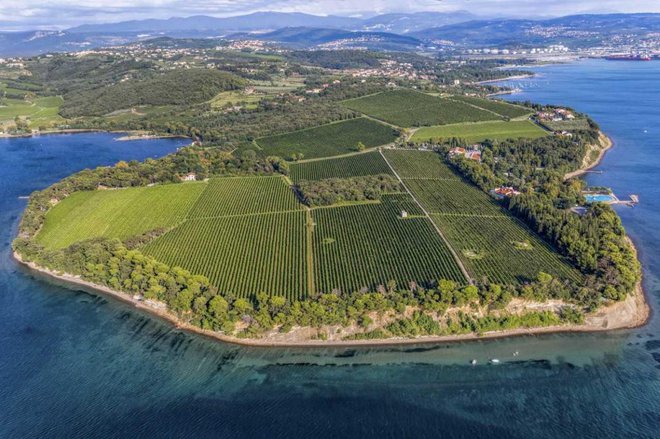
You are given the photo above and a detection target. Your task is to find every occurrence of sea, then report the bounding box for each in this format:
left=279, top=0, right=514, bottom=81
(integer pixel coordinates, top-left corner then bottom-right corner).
left=0, top=60, right=659, bottom=438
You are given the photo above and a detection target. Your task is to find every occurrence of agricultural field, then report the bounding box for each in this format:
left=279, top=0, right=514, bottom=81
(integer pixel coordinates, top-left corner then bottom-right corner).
left=0, top=96, right=65, bottom=131
left=312, top=195, right=466, bottom=294
left=143, top=211, right=309, bottom=300
left=36, top=183, right=206, bottom=249
left=256, top=117, right=398, bottom=160
left=209, top=90, right=262, bottom=110
left=342, top=89, right=499, bottom=127
left=290, top=150, right=393, bottom=182
left=386, top=149, right=580, bottom=284
left=382, top=149, right=458, bottom=179
left=411, top=120, right=548, bottom=144
left=431, top=214, right=581, bottom=284
left=404, top=178, right=505, bottom=216
left=448, top=95, right=533, bottom=119
left=540, top=118, right=592, bottom=131
left=188, top=176, right=301, bottom=218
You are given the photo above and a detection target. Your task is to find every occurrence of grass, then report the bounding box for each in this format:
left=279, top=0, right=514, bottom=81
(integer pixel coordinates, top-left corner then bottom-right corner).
left=342, top=89, right=500, bottom=127
left=448, top=96, right=533, bottom=119
left=209, top=90, right=262, bottom=110
left=256, top=118, right=398, bottom=160
left=289, top=150, right=393, bottom=182
left=411, top=120, right=548, bottom=144
left=36, top=183, right=206, bottom=249
left=188, top=176, right=301, bottom=218
left=312, top=195, right=466, bottom=294
left=0, top=96, right=65, bottom=130
left=143, top=211, right=309, bottom=300
left=386, top=149, right=580, bottom=284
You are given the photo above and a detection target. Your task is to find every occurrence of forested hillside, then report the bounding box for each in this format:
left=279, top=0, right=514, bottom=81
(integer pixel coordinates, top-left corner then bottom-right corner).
left=60, top=69, right=246, bottom=117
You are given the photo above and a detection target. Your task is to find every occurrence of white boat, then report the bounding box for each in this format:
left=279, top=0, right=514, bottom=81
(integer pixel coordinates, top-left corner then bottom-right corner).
left=471, top=359, right=477, bottom=365
left=490, top=359, right=500, bottom=364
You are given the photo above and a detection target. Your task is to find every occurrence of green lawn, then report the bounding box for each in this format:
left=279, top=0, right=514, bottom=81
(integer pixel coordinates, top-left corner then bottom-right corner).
left=411, top=120, right=549, bottom=144
left=37, top=183, right=206, bottom=249
left=256, top=117, right=398, bottom=160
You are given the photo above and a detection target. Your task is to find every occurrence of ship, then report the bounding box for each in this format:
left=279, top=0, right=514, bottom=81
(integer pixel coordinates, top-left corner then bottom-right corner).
left=605, top=54, right=652, bottom=61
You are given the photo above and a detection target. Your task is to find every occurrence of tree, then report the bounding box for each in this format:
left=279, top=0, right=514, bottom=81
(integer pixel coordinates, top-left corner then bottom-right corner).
left=356, top=141, right=366, bottom=152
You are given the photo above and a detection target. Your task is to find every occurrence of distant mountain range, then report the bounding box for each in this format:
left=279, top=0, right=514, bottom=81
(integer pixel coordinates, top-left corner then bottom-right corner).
left=0, top=12, right=659, bottom=57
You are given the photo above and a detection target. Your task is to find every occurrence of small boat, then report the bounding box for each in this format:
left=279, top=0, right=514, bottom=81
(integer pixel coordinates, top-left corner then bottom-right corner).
left=471, top=359, right=477, bottom=365
left=490, top=358, right=500, bottom=364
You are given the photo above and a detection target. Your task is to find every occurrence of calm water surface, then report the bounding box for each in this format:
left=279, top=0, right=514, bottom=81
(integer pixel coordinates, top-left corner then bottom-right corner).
left=1, top=63, right=659, bottom=438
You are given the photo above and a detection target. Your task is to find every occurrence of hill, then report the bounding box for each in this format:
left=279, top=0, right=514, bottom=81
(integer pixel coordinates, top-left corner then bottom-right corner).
left=59, top=69, right=246, bottom=117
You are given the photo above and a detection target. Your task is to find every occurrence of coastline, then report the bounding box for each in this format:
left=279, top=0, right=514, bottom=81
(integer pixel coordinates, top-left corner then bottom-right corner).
left=564, top=132, right=613, bottom=180
left=474, top=73, right=534, bottom=85
left=13, top=250, right=649, bottom=348
left=0, top=129, right=188, bottom=141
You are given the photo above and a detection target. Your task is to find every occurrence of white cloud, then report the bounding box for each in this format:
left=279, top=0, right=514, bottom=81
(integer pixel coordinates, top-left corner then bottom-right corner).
left=1, top=0, right=659, bottom=30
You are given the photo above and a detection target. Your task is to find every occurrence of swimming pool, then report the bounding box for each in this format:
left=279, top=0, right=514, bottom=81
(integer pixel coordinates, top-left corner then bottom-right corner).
left=584, top=193, right=616, bottom=203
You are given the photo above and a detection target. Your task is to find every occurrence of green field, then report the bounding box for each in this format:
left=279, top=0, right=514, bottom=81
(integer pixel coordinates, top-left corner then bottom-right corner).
left=382, top=150, right=458, bottom=179
left=386, top=149, right=580, bottom=284
left=411, top=120, right=548, bottom=144
left=143, top=211, right=309, bottom=300
left=290, top=150, right=393, bottom=182
left=431, top=214, right=581, bottom=284
left=448, top=96, right=533, bottom=119
left=37, top=183, right=206, bottom=249
left=342, top=89, right=500, bottom=127
left=312, top=195, right=466, bottom=293
left=256, top=118, right=398, bottom=160
left=0, top=95, right=65, bottom=130
left=405, top=178, right=505, bottom=216
left=540, top=118, right=592, bottom=131
left=188, top=176, right=302, bottom=218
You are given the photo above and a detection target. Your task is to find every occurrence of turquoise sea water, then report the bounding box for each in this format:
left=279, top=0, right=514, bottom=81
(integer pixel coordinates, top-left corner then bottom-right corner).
left=1, top=61, right=659, bottom=438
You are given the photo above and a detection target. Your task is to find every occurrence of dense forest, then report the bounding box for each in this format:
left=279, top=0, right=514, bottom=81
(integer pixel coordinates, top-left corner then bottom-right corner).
left=295, top=174, right=401, bottom=206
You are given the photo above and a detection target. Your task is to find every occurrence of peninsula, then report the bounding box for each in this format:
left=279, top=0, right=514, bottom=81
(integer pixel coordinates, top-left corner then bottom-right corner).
left=7, top=44, right=647, bottom=346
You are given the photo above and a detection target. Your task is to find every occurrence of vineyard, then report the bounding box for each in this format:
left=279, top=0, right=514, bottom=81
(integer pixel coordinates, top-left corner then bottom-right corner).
left=37, top=183, right=206, bottom=249
left=404, top=178, right=505, bottom=216
left=342, top=89, right=499, bottom=127
left=311, top=195, right=466, bottom=294
left=385, top=149, right=580, bottom=285
left=290, top=150, right=393, bottom=182
left=382, top=149, right=458, bottom=179
left=255, top=117, right=398, bottom=160
left=143, top=211, right=309, bottom=300
left=448, top=95, right=533, bottom=119
left=431, top=214, right=581, bottom=284
left=188, top=176, right=302, bottom=218
left=411, top=120, right=549, bottom=144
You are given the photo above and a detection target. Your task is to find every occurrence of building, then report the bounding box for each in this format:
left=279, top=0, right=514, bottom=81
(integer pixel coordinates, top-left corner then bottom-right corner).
left=181, top=173, right=197, bottom=182
left=490, top=186, right=521, bottom=200
left=400, top=210, right=408, bottom=218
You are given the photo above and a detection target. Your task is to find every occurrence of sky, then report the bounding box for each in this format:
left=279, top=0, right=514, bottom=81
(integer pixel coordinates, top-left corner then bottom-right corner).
left=2, top=0, right=660, bottom=30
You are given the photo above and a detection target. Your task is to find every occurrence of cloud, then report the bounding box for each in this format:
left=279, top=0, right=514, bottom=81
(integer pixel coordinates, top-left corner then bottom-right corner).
left=1, top=0, right=659, bottom=30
